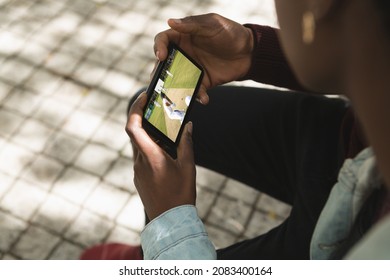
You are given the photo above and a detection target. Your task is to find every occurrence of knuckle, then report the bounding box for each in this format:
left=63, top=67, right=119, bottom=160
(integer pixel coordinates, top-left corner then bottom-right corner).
left=154, top=30, right=167, bottom=44
left=125, top=123, right=136, bottom=139
left=205, top=12, right=219, bottom=20
left=153, top=32, right=160, bottom=43
left=183, top=15, right=194, bottom=22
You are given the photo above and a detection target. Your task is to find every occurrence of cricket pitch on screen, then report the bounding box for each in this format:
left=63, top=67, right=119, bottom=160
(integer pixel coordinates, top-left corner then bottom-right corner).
left=144, top=48, right=202, bottom=142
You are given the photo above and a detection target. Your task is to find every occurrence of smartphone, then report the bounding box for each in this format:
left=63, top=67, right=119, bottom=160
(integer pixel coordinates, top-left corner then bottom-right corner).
left=142, top=43, right=204, bottom=158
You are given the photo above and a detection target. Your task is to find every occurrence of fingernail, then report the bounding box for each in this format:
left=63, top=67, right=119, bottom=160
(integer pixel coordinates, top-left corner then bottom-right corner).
left=199, top=94, right=209, bottom=105
left=187, top=121, right=193, bottom=134
left=155, top=50, right=160, bottom=60
left=172, top=18, right=182, bottom=24
left=196, top=97, right=203, bottom=104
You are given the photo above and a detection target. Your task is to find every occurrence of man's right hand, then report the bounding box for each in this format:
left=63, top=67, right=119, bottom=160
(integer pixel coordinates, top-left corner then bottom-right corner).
left=154, top=13, right=254, bottom=105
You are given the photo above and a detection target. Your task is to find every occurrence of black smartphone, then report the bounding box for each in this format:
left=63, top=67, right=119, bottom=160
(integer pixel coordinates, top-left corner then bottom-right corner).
left=142, top=43, right=204, bottom=158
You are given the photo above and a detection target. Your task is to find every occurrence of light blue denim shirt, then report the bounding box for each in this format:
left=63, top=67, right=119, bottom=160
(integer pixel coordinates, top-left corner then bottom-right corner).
left=310, top=147, right=389, bottom=259
left=141, top=205, right=217, bottom=260
left=141, top=147, right=390, bottom=260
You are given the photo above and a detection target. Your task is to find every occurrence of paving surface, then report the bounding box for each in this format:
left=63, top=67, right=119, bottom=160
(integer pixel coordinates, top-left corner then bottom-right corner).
left=0, top=0, right=291, bottom=259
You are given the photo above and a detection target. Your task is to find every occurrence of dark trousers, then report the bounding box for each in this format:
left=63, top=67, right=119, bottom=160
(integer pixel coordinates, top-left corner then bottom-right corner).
left=188, top=86, right=348, bottom=259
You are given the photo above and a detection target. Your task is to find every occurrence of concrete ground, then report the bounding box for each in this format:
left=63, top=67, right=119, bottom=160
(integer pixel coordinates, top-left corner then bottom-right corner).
left=0, top=0, right=291, bottom=259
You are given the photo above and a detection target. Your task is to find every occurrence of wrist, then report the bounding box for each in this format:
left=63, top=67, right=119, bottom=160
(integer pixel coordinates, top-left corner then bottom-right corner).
left=245, top=26, right=255, bottom=56
left=238, top=26, right=255, bottom=79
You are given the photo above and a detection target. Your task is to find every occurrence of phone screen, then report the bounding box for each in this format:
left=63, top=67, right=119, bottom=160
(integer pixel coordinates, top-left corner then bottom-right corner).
left=143, top=46, right=203, bottom=143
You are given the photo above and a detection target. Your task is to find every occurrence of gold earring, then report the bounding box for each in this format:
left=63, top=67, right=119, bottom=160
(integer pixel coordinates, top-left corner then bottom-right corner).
left=302, top=11, right=316, bottom=44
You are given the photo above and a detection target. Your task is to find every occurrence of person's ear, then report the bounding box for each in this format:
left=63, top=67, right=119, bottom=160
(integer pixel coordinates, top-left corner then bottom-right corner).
left=307, top=0, right=340, bottom=22
left=302, top=0, right=341, bottom=44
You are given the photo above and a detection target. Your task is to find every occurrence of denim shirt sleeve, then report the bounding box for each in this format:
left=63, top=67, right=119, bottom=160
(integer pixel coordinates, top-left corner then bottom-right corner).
left=310, top=147, right=382, bottom=259
left=345, top=215, right=390, bottom=259
left=141, top=205, right=217, bottom=260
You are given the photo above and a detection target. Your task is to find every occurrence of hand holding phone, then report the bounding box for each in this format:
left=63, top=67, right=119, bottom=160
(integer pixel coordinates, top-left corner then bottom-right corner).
left=142, top=43, right=204, bottom=158
left=153, top=14, right=254, bottom=105
left=126, top=87, right=196, bottom=221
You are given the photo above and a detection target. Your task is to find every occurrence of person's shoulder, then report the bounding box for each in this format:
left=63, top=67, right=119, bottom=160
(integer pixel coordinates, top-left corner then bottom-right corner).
left=346, top=214, right=390, bottom=259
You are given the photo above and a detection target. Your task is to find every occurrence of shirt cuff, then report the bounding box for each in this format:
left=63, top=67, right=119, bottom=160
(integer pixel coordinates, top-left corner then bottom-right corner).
left=141, top=205, right=216, bottom=260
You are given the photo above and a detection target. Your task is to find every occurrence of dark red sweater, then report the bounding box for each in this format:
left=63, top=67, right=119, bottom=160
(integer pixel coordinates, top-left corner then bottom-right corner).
left=242, top=24, right=304, bottom=91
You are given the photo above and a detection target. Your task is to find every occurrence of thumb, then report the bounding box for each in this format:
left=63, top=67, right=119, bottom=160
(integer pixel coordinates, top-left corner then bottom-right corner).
left=168, top=17, right=200, bottom=35
left=177, top=121, right=195, bottom=164
left=196, top=85, right=210, bottom=105
left=168, top=14, right=227, bottom=37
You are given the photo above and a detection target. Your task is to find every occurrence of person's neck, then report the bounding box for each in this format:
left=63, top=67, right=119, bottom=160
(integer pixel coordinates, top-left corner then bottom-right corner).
left=344, top=4, right=390, bottom=189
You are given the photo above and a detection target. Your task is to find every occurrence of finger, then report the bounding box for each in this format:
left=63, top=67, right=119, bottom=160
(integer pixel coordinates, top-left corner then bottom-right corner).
left=126, top=93, right=160, bottom=154
left=126, top=92, right=146, bottom=133
left=167, top=14, right=221, bottom=36
left=149, top=60, right=159, bottom=81
left=131, top=139, right=140, bottom=161
left=154, top=29, right=181, bottom=61
left=128, top=91, right=147, bottom=119
left=167, top=17, right=200, bottom=35
left=177, top=122, right=195, bottom=165
left=196, top=85, right=209, bottom=105
left=127, top=94, right=143, bottom=161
